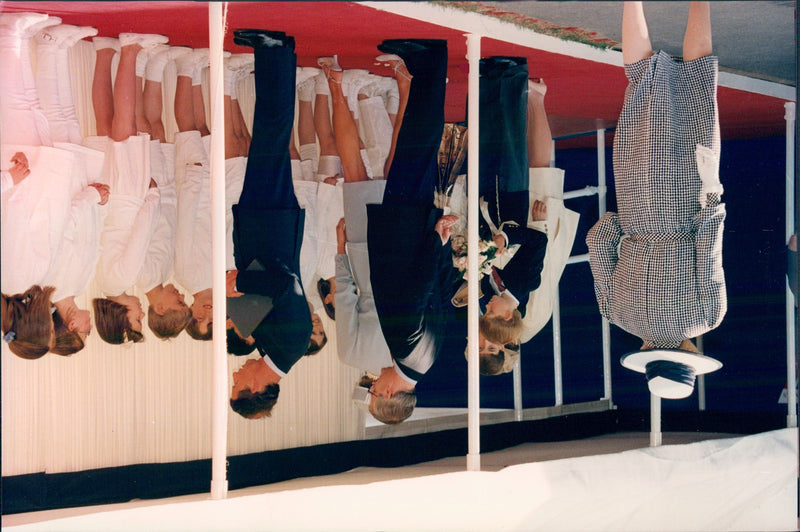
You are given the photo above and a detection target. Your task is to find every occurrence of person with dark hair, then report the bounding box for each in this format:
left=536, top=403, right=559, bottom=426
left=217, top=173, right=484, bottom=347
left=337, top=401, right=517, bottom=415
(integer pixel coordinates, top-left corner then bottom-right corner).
left=1, top=16, right=108, bottom=356
left=226, top=29, right=312, bottom=419
left=226, top=318, right=256, bottom=356
left=359, top=39, right=458, bottom=424
left=89, top=33, right=167, bottom=345
left=586, top=2, right=726, bottom=397
left=1, top=286, right=56, bottom=360
left=1, top=13, right=73, bottom=293
left=316, top=278, right=335, bottom=320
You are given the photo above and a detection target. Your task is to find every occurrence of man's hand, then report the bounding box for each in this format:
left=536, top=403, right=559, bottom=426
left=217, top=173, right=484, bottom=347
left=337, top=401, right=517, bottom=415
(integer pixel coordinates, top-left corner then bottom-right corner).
left=531, top=199, right=547, bottom=222
left=434, top=215, right=458, bottom=245
left=323, top=175, right=339, bottom=186
left=492, top=233, right=507, bottom=253
left=89, top=183, right=110, bottom=205
left=226, top=270, right=244, bottom=297
left=9, top=152, right=31, bottom=185
left=336, top=217, right=347, bottom=254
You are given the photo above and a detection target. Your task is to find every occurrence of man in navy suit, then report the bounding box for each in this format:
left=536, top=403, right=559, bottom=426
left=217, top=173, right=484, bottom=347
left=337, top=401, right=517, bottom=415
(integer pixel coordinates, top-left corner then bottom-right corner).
left=225, top=29, right=312, bottom=419
left=365, top=39, right=460, bottom=424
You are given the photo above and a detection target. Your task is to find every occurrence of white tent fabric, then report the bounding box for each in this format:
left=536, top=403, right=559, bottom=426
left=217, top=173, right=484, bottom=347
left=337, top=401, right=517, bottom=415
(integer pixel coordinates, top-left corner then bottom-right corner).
left=6, top=428, right=797, bottom=532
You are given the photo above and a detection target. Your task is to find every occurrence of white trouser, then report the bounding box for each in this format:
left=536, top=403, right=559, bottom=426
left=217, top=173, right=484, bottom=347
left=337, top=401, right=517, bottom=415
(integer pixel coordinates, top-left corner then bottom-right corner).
left=0, top=29, right=52, bottom=146
left=35, top=42, right=82, bottom=144
left=357, top=96, right=392, bottom=179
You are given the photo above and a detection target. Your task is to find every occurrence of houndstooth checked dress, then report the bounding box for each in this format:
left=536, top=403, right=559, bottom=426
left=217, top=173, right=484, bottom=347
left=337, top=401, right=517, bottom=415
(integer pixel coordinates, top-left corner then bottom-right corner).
left=586, top=51, right=727, bottom=348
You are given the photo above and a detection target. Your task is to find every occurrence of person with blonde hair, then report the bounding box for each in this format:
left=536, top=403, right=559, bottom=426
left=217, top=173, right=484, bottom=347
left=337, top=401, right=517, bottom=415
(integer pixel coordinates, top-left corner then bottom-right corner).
left=90, top=33, right=168, bottom=344
left=470, top=57, right=552, bottom=373
left=2, top=286, right=56, bottom=360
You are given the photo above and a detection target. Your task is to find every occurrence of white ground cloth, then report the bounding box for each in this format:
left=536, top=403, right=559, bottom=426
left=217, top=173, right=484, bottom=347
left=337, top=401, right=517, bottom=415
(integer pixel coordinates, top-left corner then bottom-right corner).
left=6, top=428, right=796, bottom=532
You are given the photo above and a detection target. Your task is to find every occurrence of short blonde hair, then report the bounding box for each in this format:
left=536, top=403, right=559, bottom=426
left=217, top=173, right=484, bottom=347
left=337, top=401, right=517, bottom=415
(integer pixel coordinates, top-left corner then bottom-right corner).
left=479, top=310, right=523, bottom=345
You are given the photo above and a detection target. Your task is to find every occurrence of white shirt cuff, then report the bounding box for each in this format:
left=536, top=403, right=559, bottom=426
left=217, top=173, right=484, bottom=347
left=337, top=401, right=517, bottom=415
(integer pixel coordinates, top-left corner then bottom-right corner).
left=261, top=354, right=286, bottom=378
left=393, top=362, right=417, bottom=386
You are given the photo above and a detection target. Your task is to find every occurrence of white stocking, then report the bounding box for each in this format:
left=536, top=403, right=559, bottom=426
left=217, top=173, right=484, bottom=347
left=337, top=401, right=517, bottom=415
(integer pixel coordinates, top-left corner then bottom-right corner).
left=0, top=30, right=51, bottom=146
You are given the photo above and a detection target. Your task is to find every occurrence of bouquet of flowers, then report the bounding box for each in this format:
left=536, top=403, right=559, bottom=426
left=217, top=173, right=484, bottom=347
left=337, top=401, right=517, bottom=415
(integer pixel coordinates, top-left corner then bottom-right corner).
left=451, top=235, right=500, bottom=280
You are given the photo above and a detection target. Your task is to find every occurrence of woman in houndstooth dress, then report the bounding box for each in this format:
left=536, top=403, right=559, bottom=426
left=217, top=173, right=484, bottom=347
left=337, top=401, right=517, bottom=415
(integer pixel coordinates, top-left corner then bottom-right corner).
left=586, top=1, right=727, bottom=349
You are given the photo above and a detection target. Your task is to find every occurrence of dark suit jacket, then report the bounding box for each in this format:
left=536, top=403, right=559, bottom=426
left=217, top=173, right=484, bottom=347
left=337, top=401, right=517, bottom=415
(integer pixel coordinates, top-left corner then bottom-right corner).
left=367, top=204, right=458, bottom=383
left=231, top=205, right=311, bottom=374
left=479, top=190, right=548, bottom=318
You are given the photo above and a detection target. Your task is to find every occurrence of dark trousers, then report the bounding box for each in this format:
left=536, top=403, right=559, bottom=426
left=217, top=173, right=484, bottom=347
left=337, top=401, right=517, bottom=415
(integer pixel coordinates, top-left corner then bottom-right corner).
left=238, top=44, right=298, bottom=211
left=381, top=40, right=448, bottom=207
left=478, top=56, right=529, bottom=196
left=233, top=42, right=304, bottom=273
left=474, top=57, right=530, bottom=230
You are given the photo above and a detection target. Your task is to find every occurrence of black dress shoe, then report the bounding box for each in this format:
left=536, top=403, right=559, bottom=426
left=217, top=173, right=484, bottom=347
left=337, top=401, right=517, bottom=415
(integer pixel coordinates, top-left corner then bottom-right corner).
left=233, top=29, right=291, bottom=49
left=480, top=56, right=527, bottom=77
left=378, top=38, right=446, bottom=53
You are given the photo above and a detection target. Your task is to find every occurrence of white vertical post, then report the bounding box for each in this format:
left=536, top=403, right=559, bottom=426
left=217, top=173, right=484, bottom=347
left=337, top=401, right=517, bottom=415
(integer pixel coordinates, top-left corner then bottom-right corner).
left=696, top=335, right=706, bottom=410
left=208, top=1, right=228, bottom=500
left=597, top=129, right=612, bottom=403
left=785, top=101, right=797, bottom=428
left=549, top=139, right=564, bottom=407
left=650, top=393, right=662, bottom=447
left=465, top=33, right=482, bottom=472
left=512, top=355, right=523, bottom=421
left=552, top=287, right=563, bottom=406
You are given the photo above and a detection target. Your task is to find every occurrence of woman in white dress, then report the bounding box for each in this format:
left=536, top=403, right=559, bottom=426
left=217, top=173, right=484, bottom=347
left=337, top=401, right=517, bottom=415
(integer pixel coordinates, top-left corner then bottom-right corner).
left=90, top=33, right=167, bottom=344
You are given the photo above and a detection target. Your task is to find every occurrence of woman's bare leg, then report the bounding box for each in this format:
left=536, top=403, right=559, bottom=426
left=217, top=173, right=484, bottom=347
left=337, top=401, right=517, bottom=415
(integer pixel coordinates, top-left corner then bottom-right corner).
left=174, top=75, right=196, bottom=132
left=143, top=79, right=165, bottom=142
left=382, top=60, right=411, bottom=177
left=289, top=125, right=300, bottom=159
left=135, top=75, right=150, bottom=134
left=297, top=99, right=316, bottom=149
left=683, top=1, right=712, bottom=61
left=231, top=98, right=250, bottom=155
left=192, top=84, right=210, bottom=136
left=314, top=92, right=338, bottom=158
left=92, top=48, right=115, bottom=137
left=224, top=94, right=239, bottom=159
left=110, top=43, right=141, bottom=142
left=526, top=80, right=552, bottom=169
left=326, top=67, right=368, bottom=182
left=622, top=1, right=653, bottom=65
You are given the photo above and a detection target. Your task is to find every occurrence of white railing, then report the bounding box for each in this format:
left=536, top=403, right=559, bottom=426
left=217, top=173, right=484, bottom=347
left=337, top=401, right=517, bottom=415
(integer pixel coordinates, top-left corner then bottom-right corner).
left=512, top=127, right=613, bottom=414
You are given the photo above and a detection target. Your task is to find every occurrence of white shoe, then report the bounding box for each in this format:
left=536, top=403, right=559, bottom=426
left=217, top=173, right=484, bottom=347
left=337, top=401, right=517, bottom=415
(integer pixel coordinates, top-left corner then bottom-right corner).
left=297, top=75, right=316, bottom=102
left=36, top=24, right=97, bottom=48
left=136, top=43, right=169, bottom=77
left=316, top=55, right=342, bottom=72
left=145, top=46, right=191, bottom=82
left=118, top=32, right=169, bottom=49
left=356, top=73, right=382, bottom=98
left=189, top=48, right=210, bottom=67
left=295, top=66, right=318, bottom=87
left=314, top=71, right=330, bottom=97
left=227, top=53, right=254, bottom=71
left=93, top=36, right=120, bottom=52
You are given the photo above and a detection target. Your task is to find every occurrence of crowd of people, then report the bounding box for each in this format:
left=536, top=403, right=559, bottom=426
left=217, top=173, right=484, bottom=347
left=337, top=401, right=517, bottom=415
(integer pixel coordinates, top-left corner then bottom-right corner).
left=1, top=2, right=728, bottom=422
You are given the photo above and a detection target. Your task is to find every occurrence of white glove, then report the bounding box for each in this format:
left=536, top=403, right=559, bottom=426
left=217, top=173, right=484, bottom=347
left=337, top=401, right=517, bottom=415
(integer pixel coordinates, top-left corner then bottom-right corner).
left=696, top=144, right=723, bottom=206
